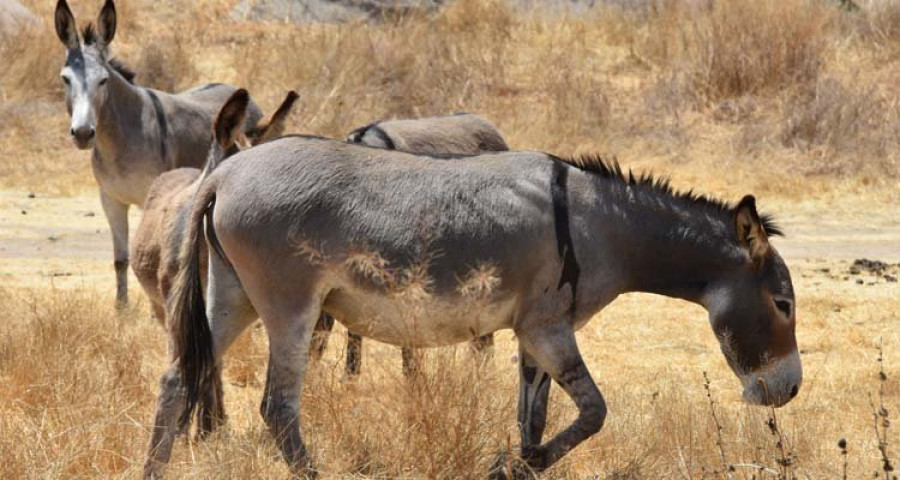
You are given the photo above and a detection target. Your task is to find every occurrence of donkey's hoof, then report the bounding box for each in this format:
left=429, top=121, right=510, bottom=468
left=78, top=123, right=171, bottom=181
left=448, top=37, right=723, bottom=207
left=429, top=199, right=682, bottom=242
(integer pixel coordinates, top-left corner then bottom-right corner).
left=114, top=295, right=129, bottom=311
left=289, top=459, right=318, bottom=479
left=488, top=450, right=539, bottom=480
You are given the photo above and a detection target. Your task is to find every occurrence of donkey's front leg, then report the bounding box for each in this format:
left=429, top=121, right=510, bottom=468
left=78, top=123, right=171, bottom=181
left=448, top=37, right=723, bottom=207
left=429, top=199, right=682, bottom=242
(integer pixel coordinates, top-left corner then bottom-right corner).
left=517, top=349, right=552, bottom=448
left=100, top=191, right=129, bottom=309
left=498, top=326, right=607, bottom=477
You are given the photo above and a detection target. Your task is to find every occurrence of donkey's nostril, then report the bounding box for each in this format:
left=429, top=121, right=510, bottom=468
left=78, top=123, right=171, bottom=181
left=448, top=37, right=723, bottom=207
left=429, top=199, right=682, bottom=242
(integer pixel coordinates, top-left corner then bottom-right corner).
left=790, top=384, right=799, bottom=398
left=72, top=126, right=95, bottom=140
left=70, top=128, right=76, bottom=136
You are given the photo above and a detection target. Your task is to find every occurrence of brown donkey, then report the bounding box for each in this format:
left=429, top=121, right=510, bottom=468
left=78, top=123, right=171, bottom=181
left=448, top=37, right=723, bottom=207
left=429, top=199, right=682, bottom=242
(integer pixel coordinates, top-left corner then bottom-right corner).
left=132, top=89, right=297, bottom=436
left=131, top=91, right=299, bottom=328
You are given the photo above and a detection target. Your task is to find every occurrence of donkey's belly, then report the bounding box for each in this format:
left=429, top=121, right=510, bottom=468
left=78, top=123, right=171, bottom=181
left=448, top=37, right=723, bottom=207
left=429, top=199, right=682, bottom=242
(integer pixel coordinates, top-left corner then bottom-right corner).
left=323, top=285, right=516, bottom=348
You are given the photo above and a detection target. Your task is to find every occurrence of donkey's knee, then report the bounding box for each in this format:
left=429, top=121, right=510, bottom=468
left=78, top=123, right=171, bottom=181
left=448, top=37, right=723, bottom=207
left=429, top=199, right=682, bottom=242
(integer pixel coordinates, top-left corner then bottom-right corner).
left=580, top=397, right=608, bottom=436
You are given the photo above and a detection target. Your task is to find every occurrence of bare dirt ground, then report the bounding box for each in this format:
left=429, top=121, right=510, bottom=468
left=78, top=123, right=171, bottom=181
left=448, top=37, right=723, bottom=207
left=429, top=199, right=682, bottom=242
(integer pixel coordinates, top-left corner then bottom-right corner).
left=3, top=188, right=897, bottom=291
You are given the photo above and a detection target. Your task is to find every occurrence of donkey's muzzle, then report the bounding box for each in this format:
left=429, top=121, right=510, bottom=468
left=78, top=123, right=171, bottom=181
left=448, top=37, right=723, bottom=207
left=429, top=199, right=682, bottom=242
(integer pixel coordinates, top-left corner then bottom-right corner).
left=741, top=349, right=803, bottom=408
left=71, top=126, right=95, bottom=149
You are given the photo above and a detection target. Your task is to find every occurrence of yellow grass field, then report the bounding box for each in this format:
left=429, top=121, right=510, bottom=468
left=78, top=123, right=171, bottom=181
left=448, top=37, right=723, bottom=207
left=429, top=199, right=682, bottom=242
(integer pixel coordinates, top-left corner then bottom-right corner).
left=1, top=0, right=899, bottom=478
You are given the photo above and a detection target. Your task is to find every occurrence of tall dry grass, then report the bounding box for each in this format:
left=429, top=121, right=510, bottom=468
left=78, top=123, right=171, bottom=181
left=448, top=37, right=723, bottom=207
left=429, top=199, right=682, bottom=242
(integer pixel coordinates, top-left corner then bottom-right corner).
left=1, top=266, right=898, bottom=478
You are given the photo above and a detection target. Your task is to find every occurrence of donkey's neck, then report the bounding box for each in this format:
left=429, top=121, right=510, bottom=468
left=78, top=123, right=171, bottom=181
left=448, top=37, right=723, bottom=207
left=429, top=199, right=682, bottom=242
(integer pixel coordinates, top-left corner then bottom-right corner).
left=582, top=173, right=745, bottom=306
left=94, top=68, right=145, bottom=158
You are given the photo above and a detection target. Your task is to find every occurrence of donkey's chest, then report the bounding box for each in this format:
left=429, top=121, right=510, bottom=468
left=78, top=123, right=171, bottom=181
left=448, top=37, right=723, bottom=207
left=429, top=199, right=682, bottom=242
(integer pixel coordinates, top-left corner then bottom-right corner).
left=91, top=148, right=167, bottom=206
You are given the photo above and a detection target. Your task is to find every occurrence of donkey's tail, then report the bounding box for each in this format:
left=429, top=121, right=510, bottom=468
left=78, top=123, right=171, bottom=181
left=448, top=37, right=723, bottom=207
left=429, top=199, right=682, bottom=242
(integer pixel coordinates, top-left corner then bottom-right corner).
left=169, top=177, right=219, bottom=429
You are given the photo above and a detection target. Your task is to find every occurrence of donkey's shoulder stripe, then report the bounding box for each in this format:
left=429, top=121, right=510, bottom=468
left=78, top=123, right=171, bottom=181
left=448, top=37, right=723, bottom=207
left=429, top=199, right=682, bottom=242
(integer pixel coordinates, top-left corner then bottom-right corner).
left=550, top=160, right=580, bottom=316
left=146, top=90, right=169, bottom=166
left=369, top=124, right=396, bottom=150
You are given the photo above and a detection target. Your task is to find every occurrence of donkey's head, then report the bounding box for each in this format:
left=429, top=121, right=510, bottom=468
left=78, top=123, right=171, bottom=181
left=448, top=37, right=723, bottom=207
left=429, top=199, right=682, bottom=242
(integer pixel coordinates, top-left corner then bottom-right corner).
left=705, top=195, right=801, bottom=407
left=242, top=91, right=299, bottom=147
left=55, top=0, right=118, bottom=150
left=206, top=90, right=299, bottom=170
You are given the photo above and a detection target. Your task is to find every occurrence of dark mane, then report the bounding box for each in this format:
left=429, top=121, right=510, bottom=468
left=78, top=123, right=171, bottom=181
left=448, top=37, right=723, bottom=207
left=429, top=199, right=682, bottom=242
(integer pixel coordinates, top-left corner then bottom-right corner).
left=556, top=154, right=783, bottom=237
left=79, top=24, right=136, bottom=85
left=81, top=24, right=97, bottom=45
left=108, top=58, right=136, bottom=84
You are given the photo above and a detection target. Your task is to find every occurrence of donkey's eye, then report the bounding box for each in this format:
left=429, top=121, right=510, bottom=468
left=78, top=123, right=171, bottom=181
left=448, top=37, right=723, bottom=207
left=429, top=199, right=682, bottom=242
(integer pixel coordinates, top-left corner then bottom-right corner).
left=62, top=76, right=71, bottom=86
left=774, top=299, right=793, bottom=317
left=98, top=78, right=108, bottom=86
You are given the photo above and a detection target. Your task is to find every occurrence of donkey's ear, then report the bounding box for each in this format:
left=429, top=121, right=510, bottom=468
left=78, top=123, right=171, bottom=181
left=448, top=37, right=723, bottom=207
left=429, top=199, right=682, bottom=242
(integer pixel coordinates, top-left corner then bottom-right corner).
left=55, top=0, right=79, bottom=49
left=734, top=195, right=770, bottom=264
left=246, top=91, right=299, bottom=145
left=215, top=89, right=250, bottom=150
left=96, top=0, right=117, bottom=48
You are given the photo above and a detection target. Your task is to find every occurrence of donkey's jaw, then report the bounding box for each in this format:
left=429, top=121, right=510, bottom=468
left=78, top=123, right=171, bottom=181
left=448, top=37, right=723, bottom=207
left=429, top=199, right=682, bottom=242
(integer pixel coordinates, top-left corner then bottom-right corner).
left=740, top=349, right=802, bottom=407
left=72, top=136, right=95, bottom=150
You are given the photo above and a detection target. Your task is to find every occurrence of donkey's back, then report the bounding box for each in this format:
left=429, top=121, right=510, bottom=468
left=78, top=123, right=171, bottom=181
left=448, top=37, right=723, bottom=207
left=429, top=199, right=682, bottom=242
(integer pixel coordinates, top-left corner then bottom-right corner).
left=210, top=137, right=558, bottom=320
left=346, top=113, right=508, bottom=154
left=146, top=84, right=263, bottom=172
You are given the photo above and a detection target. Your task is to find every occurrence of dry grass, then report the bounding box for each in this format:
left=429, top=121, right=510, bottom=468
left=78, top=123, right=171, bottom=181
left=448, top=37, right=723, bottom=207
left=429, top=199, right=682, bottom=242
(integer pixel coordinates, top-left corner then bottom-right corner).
left=0, top=257, right=898, bottom=478
left=2, top=0, right=900, bottom=478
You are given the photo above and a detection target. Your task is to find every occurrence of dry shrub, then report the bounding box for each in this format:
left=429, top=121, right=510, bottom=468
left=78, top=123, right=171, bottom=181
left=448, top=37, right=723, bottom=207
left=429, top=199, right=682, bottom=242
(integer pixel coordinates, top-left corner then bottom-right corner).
left=0, top=25, right=64, bottom=101
left=131, top=34, right=197, bottom=92
left=237, top=0, right=612, bottom=152
left=781, top=77, right=900, bottom=176
left=636, top=0, right=834, bottom=104
left=273, top=0, right=513, bottom=128
left=846, top=0, right=900, bottom=48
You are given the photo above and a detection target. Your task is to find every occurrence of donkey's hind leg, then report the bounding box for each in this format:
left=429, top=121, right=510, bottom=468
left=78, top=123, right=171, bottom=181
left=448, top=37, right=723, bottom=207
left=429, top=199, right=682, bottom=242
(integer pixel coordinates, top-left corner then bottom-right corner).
left=310, top=313, right=335, bottom=361
left=259, top=302, right=321, bottom=476
left=400, top=347, right=420, bottom=377
left=198, top=251, right=258, bottom=437
left=144, top=254, right=257, bottom=478
left=144, top=361, right=185, bottom=479
left=347, top=331, right=363, bottom=376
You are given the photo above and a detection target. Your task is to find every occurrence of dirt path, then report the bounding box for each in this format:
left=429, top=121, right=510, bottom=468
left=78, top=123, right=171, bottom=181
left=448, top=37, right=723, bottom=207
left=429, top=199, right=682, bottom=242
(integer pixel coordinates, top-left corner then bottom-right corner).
left=1, top=189, right=898, bottom=291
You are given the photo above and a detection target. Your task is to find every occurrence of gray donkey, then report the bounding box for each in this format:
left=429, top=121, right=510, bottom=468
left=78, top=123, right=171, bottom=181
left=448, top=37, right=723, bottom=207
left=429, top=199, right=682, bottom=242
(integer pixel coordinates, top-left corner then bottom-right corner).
left=319, top=112, right=509, bottom=376
left=54, top=0, right=262, bottom=308
left=146, top=136, right=802, bottom=478
left=346, top=112, right=509, bottom=154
